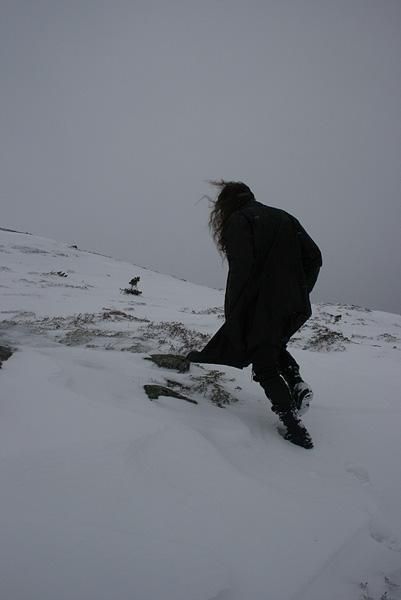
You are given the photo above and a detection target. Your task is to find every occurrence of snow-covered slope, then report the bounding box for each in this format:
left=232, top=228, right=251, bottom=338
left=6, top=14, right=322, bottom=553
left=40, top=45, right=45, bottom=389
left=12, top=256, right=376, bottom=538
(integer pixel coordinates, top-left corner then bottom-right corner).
left=1, top=229, right=400, bottom=600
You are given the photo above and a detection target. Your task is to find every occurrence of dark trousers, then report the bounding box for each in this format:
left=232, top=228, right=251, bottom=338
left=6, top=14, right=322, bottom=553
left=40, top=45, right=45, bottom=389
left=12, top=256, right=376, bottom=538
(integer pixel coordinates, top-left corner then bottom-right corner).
left=252, top=345, right=301, bottom=412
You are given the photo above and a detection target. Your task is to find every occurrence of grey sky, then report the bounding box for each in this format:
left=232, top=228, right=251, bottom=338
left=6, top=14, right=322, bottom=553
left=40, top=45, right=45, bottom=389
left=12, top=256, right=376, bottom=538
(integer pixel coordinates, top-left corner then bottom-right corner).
left=1, top=0, right=400, bottom=313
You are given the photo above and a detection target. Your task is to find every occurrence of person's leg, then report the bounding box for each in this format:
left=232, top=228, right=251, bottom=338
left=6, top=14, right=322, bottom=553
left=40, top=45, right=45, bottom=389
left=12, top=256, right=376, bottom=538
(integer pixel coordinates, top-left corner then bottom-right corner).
left=278, top=345, right=313, bottom=414
left=253, top=348, right=293, bottom=412
left=252, top=347, right=313, bottom=449
left=278, top=347, right=302, bottom=386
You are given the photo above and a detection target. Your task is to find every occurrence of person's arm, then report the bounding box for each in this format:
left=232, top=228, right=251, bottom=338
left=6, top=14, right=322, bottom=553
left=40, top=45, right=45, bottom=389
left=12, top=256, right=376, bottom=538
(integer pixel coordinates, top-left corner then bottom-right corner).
left=223, top=213, right=254, bottom=317
left=292, top=217, right=322, bottom=293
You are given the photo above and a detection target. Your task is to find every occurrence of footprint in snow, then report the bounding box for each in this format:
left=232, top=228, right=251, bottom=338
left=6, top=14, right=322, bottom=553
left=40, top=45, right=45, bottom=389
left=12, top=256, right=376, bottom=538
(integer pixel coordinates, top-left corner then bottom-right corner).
left=345, top=462, right=370, bottom=484
left=370, top=518, right=401, bottom=553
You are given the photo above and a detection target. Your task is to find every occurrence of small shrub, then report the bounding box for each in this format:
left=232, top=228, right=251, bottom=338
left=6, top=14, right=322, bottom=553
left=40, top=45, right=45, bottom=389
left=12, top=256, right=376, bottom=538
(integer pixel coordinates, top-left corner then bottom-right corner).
left=139, top=321, right=210, bottom=354
left=190, top=369, right=238, bottom=408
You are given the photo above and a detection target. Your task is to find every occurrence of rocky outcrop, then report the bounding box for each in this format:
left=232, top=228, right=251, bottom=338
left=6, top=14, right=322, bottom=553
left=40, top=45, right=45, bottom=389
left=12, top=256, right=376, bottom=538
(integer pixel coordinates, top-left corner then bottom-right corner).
left=0, top=345, right=13, bottom=368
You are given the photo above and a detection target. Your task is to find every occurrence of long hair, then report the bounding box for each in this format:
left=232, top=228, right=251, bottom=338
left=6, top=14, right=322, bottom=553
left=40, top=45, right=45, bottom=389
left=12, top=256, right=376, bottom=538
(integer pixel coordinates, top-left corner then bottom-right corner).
left=208, top=180, right=255, bottom=255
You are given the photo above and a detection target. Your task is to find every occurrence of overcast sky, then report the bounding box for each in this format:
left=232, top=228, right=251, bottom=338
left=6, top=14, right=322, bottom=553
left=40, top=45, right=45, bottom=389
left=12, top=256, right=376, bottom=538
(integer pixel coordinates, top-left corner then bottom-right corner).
left=1, top=0, right=400, bottom=313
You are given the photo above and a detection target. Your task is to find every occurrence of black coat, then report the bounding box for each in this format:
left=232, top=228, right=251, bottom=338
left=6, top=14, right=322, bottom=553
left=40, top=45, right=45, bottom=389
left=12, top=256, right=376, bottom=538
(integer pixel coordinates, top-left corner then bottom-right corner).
left=188, top=200, right=322, bottom=369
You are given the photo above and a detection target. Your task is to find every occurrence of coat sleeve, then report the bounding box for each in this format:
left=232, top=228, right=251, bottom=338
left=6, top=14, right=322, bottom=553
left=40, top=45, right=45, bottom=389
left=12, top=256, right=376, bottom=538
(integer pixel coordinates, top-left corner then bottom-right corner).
left=292, top=217, right=322, bottom=293
left=223, top=213, right=255, bottom=318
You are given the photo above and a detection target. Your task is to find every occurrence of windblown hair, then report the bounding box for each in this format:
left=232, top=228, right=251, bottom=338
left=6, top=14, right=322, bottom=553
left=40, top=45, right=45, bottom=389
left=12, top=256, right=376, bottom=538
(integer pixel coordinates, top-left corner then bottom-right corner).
left=208, top=180, right=255, bottom=255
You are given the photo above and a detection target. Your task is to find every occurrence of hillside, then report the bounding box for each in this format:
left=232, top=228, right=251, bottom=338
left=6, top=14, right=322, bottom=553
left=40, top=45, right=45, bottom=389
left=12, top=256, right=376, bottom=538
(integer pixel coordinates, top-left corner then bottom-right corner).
left=1, top=229, right=400, bottom=600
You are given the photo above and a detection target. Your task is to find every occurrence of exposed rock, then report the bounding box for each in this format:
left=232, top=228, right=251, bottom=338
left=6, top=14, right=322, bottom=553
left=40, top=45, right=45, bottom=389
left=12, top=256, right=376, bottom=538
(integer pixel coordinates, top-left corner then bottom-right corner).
left=143, top=384, right=197, bottom=404
left=0, top=344, right=13, bottom=368
left=144, top=353, right=190, bottom=373
left=165, top=379, right=191, bottom=392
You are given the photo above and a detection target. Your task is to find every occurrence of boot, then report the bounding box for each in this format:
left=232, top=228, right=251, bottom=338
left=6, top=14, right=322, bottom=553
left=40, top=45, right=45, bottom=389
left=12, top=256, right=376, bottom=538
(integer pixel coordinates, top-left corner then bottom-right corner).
left=272, top=405, right=314, bottom=449
left=292, top=382, right=313, bottom=415
left=255, top=373, right=314, bottom=449
left=281, top=365, right=313, bottom=415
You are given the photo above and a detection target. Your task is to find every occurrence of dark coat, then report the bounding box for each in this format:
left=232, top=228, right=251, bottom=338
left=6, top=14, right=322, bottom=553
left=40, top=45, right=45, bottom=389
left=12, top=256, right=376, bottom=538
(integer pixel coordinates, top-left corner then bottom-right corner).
left=188, top=200, right=322, bottom=369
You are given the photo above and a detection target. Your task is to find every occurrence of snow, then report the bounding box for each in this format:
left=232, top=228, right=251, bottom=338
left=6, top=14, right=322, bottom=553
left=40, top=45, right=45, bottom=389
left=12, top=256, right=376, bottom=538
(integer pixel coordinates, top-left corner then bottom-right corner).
left=1, top=229, right=400, bottom=600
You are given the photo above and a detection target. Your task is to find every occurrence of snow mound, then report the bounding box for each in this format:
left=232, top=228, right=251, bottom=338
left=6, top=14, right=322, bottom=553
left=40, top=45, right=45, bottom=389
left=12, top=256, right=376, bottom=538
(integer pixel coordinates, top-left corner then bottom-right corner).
left=1, top=229, right=401, bottom=600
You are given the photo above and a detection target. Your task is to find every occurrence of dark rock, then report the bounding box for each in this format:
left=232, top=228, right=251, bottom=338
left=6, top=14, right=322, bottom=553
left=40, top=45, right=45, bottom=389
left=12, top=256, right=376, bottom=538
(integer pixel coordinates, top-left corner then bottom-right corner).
left=144, top=354, right=190, bottom=373
left=165, top=379, right=191, bottom=391
left=0, top=345, right=13, bottom=368
left=144, top=384, right=197, bottom=404
left=121, top=288, right=142, bottom=296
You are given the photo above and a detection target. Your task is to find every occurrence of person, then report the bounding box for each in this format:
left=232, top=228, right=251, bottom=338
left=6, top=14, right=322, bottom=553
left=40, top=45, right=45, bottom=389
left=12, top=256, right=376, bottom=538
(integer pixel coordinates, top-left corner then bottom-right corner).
left=187, top=181, right=322, bottom=449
